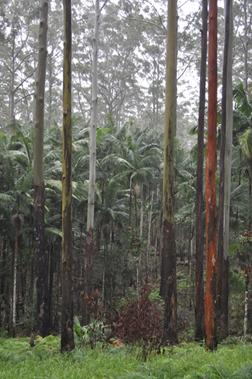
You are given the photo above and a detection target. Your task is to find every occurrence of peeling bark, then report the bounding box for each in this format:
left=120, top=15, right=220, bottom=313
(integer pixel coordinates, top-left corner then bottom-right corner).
left=205, top=0, right=218, bottom=351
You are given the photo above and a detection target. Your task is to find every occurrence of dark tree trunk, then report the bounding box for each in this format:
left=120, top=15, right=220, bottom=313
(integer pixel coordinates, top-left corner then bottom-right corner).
left=195, top=0, right=207, bottom=343
left=33, top=0, right=49, bottom=338
left=48, top=243, right=54, bottom=331
left=34, top=184, right=49, bottom=337
left=162, top=220, right=178, bottom=344
left=61, top=0, right=74, bottom=352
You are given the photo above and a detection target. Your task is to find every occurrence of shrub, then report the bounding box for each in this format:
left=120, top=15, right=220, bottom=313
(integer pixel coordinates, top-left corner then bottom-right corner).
left=111, top=285, right=163, bottom=361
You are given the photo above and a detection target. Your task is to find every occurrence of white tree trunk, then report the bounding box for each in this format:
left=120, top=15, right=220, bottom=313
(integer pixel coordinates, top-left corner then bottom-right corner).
left=140, top=189, right=144, bottom=238
left=87, top=0, right=99, bottom=232
left=147, top=190, right=154, bottom=275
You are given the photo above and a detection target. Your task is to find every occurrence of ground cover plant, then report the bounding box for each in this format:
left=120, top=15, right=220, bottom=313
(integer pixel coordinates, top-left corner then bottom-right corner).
left=1, top=335, right=252, bottom=378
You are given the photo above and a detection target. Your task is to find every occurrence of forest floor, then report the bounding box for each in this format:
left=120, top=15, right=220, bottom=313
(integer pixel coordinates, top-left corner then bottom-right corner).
left=0, top=335, right=252, bottom=378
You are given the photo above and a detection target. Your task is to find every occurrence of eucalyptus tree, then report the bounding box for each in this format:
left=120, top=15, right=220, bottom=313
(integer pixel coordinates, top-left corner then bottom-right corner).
left=45, top=0, right=64, bottom=129
left=84, top=0, right=100, bottom=326
left=205, top=0, right=218, bottom=351
left=161, top=0, right=178, bottom=345
left=194, top=0, right=207, bottom=343
left=61, top=0, right=74, bottom=352
left=33, top=0, right=49, bottom=338
left=217, top=0, right=233, bottom=340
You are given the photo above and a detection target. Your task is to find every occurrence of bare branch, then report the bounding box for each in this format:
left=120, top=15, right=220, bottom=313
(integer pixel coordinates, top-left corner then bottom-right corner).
left=100, top=0, right=109, bottom=13
left=177, top=41, right=201, bottom=80
left=13, top=67, right=37, bottom=94
left=15, top=92, right=35, bottom=106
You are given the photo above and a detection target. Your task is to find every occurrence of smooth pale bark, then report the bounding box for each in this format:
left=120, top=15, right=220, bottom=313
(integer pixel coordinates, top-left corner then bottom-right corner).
left=161, top=0, right=178, bottom=345
left=10, top=31, right=15, bottom=124
left=61, top=0, right=74, bottom=352
left=140, top=189, right=144, bottom=238
left=218, top=0, right=233, bottom=340
left=84, top=0, right=99, bottom=326
left=147, top=190, right=154, bottom=278
left=205, top=0, right=218, bottom=351
left=195, top=0, right=207, bottom=342
left=34, top=0, right=49, bottom=338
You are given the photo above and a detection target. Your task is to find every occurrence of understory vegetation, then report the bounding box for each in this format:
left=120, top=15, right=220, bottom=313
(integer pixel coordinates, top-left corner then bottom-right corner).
left=1, top=335, right=252, bottom=378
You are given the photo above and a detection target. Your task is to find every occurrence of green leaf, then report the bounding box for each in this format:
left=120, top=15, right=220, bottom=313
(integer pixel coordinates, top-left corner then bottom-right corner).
left=45, top=227, right=62, bottom=238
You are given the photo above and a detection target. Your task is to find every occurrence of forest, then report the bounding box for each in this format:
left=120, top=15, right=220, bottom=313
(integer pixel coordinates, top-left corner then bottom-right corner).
left=1, top=0, right=252, bottom=374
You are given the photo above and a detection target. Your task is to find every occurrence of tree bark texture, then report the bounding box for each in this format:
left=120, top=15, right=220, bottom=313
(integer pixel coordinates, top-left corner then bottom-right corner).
left=83, top=228, right=93, bottom=325
left=34, top=184, right=49, bottom=336
left=195, top=0, right=207, bottom=342
left=161, top=0, right=178, bottom=345
left=84, top=0, right=99, bottom=324
left=61, top=0, right=74, bottom=352
left=218, top=0, right=233, bottom=340
left=205, top=0, right=218, bottom=351
left=34, top=0, right=49, bottom=337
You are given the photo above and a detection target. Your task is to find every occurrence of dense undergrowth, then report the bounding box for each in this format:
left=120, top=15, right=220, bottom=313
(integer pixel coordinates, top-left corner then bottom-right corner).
left=0, top=335, right=252, bottom=378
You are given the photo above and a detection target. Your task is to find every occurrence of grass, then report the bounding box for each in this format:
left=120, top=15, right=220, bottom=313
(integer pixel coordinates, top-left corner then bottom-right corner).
left=0, top=336, right=252, bottom=378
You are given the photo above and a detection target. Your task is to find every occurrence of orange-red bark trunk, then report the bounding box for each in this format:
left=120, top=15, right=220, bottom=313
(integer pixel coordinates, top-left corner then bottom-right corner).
left=205, top=0, right=218, bottom=351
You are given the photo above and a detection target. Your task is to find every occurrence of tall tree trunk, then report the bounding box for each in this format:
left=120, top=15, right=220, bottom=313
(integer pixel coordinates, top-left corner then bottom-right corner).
left=61, top=0, right=74, bottom=352
left=9, top=27, right=15, bottom=124
left=195, top=0, right=207, bottom=342
left=140, top=188, right=144, bottom=238
left=34, top=0, right=49, bottom=338
left=161, top=0, right=178, bottom=345
left=218, top=0, right=233, bottom=340
left=84, top=0, right=100, bottom=325
left=205, top=0, right=218, bottom=351
left=12, top=229, right=17, bottom=338
left=12, top=214, right=22, bottom=337
left=147, top=190, right=154, bottom=280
